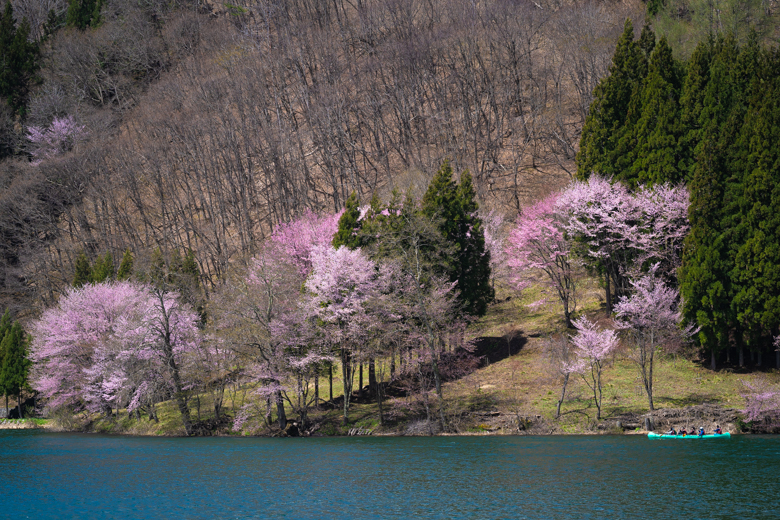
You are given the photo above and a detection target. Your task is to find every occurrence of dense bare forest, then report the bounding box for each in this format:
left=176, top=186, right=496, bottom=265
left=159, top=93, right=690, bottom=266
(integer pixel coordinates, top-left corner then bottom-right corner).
left=4, top=0, right=645, bottom=314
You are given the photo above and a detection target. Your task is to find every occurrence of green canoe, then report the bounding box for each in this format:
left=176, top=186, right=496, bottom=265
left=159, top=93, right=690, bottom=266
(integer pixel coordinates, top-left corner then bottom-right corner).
left=647, top=432, right=731, bottom=439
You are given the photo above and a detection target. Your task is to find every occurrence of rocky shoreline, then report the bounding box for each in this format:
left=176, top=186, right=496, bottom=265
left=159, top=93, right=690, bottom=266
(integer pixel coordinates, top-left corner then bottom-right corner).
left=13, top=404, right=780, bottom=437
left=34, top=403, right=763, bottom=437
left=0, top=419, right=42, bottom=430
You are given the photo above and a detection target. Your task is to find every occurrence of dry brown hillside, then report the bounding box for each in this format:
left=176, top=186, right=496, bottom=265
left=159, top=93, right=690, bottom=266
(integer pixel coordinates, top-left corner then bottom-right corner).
left=1, top=0, right=645, bottom=313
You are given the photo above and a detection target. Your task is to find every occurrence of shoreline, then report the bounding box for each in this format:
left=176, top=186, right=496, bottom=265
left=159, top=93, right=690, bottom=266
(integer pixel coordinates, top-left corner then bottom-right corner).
left=21, top=402, right=754, bottom=437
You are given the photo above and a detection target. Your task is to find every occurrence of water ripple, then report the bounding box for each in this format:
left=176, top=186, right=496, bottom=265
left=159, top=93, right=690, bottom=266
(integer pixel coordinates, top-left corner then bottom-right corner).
left=1, top=432, right=779, bottom=519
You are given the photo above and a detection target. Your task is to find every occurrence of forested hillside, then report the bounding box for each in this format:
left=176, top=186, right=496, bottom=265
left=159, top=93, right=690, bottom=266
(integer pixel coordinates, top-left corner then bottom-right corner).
left=2, top=0, right=780, bottom=434
left=0, top=0, right=643, bottom=314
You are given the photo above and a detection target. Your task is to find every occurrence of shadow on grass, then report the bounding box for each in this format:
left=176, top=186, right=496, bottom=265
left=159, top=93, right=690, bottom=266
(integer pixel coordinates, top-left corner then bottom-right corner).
left=472, top=332, right=528, bottom=365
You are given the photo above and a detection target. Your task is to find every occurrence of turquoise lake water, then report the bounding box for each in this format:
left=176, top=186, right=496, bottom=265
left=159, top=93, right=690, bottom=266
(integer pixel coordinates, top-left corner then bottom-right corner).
left=1, top=431, right=779, bottom=519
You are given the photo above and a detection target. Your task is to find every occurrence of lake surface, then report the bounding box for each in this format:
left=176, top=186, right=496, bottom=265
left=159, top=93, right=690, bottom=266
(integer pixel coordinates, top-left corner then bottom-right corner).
left=1, top=432, right=779, bottom=519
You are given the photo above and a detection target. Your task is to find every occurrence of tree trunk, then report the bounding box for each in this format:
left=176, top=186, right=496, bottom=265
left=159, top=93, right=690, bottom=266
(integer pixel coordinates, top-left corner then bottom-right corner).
left=604, top=271, right=612, bottom=314
left=647, top=346, right=655, bottom=411
left=167, top=353, right=192, bottom=436
left=329, top=363, right=333, bottom=403
left=711, top=349, right=717, bottom=371
left=314, top=372, right=319, bottom=409
left=757, top=350, right=762, bottom=367
left=776, top=349, right=780, bottom=369
left=430, top=350, right=446, bottom=431
left=368, top=358, right=377, bottom=396
left=276, top=390, right=286, bottom=430
left=417, top=363, right=433, bottom=433
left=739, top=346, right=744, bottom=368
left=556, top=373, right=569, bottom=418
left=159, top=292, right=193, bottom=436
left=390, top=347, right=396, bottom=379
left=375, top=380, right=384, bottom=426
left=358, top=363, right=363, bottom=399
left=18, top=388, right=23, bottom=419
left=341, top=348, right=353, bottom=425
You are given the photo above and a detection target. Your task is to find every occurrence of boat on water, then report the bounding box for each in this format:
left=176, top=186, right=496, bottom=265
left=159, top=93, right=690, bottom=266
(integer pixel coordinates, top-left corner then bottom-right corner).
left=647, top=432, right=731, bottom=439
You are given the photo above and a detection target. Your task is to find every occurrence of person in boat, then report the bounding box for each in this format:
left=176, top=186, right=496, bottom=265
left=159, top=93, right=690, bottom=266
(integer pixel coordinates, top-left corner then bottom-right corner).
left=665, top=427, right=677, bottom=435
left=698, top=427, right=705, bottom=437
left=714, top=425, right=722, bottom=435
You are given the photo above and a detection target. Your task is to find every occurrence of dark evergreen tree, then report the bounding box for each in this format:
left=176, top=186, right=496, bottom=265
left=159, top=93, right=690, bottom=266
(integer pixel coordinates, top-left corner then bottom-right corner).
left=422, top=161, right=493, bottom=316
left=91, top=252, right=114, bottom=283
left=0, top=310, right=9, bottom=413
left=0, top=321, right=29, bottom=418
left=628, top=37, right=685, bottom=185
left=679, top=39, right=738, bottom=370
left=66, top=0, right=103, bottom=30
left=638, top=23, right=656, bottom=59
left=43, top=8, right=66, bottom=40
left=729, top=74, right=780, bottom=354
left=0, top=2, right=39, bottom=117
left=679, top=39, right=713, bottom=181
left=577, top=19, right=649, bottom=179
left=147, top=248, right=204, bottom=324
left=332, top=191, right=362, bottom=250
left=116, top=249, right=134, bottom=280
left=72, top=252, right=92, bottom=287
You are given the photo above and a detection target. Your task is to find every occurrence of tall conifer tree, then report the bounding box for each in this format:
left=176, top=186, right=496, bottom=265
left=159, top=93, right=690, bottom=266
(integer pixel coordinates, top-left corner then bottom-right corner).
left=91, top=252, right=114, bottom=283
left=730, top=73, right=780, bottom=353
left=0, top=2, right=39, bottom=117
left=66, top=0, right=103, bottom=30
left=332, top=192, right=362, bottom=250
left=72, top=252, right=92, bottom=287
left=629, top=37, right=684, bottom=185
left=679, top=39, right=713, bottom=181
left=117, top=249, right=134, bottom=280
left=422, top=162, right=493, bottom=316
left=0, top=321, right=29, bottom=418
left=680, top=35, right=742, bottom=369
left=577, top=19, right=649, bottom=179
left=0, top=310, right=10, bottom=412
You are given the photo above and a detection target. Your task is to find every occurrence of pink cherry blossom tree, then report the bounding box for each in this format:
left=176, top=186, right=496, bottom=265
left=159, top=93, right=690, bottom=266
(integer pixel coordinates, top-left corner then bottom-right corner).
left=556, top=176, right=640, bottom=312
left=305, top=245, right=382, bottom=424
left=270, top=209, right=342, bottom=275
left=27, top=115, right=87, bottom=165
left=556, top=176, right=689, bottom=312
left=136, top=284, right=202, bottom=436
left=633, top=183, right=690, bottom=279
left=506, top=193, right=579, bottom=327
left=740, top=377, right=780, bottom=425
left=210, top=239, right=305, bottom=431
left=569, top=316, right=619, bottom=421
left=381, top=263, right=470, bottom=432
left=614, top=271, right=693, bottom=412
left=270, top=305, right=334, bottom=428
left=544, top=333, right=579, bottom=418
left=30, top=282, right=147, bottom=413
left=30, top=281, right=203, bottom=435
left=365, top=204, right=471, bottom=431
